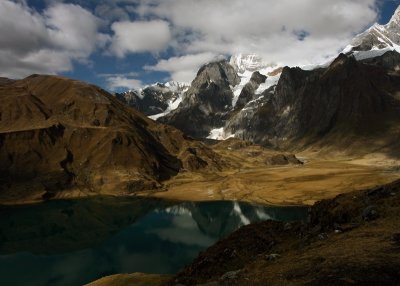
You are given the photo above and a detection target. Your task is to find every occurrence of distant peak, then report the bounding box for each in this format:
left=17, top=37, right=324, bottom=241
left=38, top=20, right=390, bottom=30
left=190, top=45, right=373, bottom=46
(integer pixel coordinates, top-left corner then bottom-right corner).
left=328, top=53, right=357, bottom=71
left=393, top=4, right=400, bottom=17
left=229, top=53, right=273, bottom=74
left=343, top=4, right=400, bottom=57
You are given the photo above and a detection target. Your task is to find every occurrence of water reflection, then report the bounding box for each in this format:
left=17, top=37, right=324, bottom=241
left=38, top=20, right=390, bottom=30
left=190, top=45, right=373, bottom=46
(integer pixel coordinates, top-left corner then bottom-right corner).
left=0, top=198, right=307, bottom=286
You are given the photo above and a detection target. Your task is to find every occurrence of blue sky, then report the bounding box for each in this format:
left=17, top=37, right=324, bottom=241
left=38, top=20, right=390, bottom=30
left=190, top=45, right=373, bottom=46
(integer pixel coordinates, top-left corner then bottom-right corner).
left=0, top=0, right=399, bottom=92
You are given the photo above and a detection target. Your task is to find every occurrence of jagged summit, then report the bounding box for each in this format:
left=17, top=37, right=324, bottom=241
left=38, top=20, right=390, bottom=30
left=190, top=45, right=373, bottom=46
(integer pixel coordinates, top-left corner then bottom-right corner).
left=158, top=60, right=240, bottom=138
left=115, top=81, right=190, bottom=117
left=344, top=5, right=400, bottom=56
left=388, top=4, right=400, bottom=28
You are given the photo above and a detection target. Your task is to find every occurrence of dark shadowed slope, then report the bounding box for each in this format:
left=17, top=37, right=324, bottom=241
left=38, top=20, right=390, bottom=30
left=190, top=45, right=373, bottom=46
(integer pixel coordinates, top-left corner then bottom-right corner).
left=170, top=179, right=400, bottom=286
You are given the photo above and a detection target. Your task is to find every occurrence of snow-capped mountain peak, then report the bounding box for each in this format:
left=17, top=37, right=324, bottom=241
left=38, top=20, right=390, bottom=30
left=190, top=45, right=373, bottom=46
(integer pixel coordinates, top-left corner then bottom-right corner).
left=343, top=5, right=400, bottom=57
left=114, top=80, right=190, bottom=119
left=229, top=53, right=274, bottom=74
left=388, top=5, right=400, bottom=27
left=165, top=81, right=190, bottom=91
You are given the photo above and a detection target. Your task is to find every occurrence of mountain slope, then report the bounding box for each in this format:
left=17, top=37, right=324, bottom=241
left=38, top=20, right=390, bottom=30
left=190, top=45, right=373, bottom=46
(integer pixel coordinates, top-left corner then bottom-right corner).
left=152, top=51, right=400, bottom=155
left=225, top=52, right=400, bottom=153
left=0, top=75, right=222, bottom=204
left=170, top=179, right=400, bottom=286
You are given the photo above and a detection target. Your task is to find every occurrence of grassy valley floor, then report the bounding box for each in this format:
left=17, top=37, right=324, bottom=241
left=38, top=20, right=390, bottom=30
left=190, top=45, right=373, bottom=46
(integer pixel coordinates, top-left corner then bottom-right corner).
left=141, top=140, right=400, bottom=206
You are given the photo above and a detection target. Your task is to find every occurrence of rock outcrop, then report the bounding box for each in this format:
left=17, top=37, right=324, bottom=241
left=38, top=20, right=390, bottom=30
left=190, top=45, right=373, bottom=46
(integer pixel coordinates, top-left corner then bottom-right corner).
left=158, top=60, right=240, bottom=138
left=115, top=82, right=189, bottom=116
left=235, top=71, right=267, bottom=110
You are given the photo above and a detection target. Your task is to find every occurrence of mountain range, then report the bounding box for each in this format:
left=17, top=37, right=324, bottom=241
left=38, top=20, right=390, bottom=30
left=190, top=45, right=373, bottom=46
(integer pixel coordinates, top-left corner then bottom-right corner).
left=115, top=5, right=400, bottom=158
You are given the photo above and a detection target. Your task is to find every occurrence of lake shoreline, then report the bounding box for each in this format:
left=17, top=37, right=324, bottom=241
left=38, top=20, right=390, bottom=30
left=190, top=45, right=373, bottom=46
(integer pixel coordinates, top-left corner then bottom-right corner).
left=0, top=197, right=307, bottom=285
left=88, top=178, right=400, bottom=286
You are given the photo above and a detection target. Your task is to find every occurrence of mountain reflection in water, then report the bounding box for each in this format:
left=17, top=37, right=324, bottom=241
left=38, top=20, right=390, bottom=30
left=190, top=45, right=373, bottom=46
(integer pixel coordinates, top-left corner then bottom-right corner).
left=0, top=197, right=307, bottom=286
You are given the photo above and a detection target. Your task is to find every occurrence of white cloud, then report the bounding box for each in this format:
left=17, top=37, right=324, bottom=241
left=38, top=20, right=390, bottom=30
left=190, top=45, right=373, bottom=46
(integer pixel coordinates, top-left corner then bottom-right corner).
left=1, top=0, right=389, bottom=86
left=144, top=52, right=223, bottom=82
left=105, top=75, right=143, bottom=91
left=137, top=0, right=380, bottom=77
left=110, top=20, right=171, bottom=57
left=44, top=4, right=101, bottom=57
left=0, top=1, right=49, bottom=56
left=0, top=0, right=105, bottom=78
left=0, top=49, right=72, bottom=77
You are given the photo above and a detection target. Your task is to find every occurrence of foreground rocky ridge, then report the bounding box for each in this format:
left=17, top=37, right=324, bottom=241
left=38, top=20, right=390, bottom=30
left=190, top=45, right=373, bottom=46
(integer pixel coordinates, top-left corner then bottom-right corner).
left=169, top=179, right=400, bottom=286
left=0, top=75, right=223, bottom=204
left=87, top=179, right=400, bottom=286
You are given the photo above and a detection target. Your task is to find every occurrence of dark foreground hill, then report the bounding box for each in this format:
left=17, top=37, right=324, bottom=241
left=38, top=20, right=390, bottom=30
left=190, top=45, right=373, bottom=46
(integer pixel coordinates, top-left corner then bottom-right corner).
left=170, top=179, right=400, bottom=286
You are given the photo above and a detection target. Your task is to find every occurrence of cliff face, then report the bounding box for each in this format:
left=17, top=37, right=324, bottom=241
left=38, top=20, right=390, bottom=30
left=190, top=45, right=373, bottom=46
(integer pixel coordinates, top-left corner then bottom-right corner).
left=147, top=50, right=400, bottom=155
left=225, top=52, right=400, bottom=153
left=158, top=60, right=240, bottom=138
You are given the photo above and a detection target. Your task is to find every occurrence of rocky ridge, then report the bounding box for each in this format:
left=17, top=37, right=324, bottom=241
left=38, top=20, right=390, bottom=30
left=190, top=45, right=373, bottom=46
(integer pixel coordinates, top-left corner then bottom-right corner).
left=115, top=81, right=189, bottom=117
left=344, top=5, right=400, bottom=55
left=158, top=61, right=240, bottom=138
left=156, top=50, right=400, bottom=155
left=170, top=179, right=400, bottom=286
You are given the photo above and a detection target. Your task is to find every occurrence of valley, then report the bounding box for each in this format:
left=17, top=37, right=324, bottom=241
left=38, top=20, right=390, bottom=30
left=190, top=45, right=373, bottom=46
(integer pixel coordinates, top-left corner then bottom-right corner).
left=144, top=141, right=400, bottom=206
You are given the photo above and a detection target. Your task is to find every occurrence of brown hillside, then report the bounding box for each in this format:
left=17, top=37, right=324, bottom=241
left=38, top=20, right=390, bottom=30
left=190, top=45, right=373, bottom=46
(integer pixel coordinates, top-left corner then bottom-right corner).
left=0, top=75, right=222, bottom=204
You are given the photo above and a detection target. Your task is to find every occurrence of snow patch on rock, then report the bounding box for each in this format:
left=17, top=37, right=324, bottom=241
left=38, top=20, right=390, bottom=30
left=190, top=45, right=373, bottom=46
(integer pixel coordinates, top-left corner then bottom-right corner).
left=207, top=127, right=235, bottom=140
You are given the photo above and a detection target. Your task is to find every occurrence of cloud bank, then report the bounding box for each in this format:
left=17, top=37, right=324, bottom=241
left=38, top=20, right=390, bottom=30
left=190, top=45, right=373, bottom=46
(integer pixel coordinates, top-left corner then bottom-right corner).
left=139, top=0, right=379, bottom=81
left=0, top=0, right=386, bottom=84
left=0, top=1, right=106, bottom=78
left=105, top=75, right=143, bottom=91
left=144, top=53, right=224, bottom=82
left=110, top=20, right=171, bottom=57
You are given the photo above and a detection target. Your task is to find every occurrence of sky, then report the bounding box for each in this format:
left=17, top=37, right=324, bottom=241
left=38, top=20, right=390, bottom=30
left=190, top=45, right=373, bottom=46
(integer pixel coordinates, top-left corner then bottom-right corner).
left=0, top=0, right=399, bottom=92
